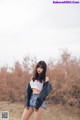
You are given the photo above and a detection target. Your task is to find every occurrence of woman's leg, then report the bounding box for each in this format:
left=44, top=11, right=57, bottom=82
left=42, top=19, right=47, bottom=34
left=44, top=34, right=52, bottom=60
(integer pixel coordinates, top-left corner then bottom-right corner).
left=21, top=107, right=34, bottom=120
left=34, top=107, right=45, bottom=120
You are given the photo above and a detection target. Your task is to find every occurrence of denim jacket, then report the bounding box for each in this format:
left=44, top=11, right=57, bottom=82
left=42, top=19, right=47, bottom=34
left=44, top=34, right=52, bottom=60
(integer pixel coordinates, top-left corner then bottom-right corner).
left=24, top=80, right=53, bottom=110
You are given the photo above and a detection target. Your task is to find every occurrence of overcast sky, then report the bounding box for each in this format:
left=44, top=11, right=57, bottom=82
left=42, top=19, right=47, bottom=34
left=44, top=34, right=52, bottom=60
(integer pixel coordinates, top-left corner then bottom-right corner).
left=0, top=0, right=80, bottom=67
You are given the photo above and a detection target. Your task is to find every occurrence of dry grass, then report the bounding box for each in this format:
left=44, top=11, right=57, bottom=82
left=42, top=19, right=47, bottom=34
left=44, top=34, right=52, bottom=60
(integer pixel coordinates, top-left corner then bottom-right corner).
left=0, top=101, right=80, bottom=120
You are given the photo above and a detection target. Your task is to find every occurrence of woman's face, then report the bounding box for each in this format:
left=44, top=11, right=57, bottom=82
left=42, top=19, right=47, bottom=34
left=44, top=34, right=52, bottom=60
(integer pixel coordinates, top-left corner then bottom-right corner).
left=37, top=67, right=43, bottom=74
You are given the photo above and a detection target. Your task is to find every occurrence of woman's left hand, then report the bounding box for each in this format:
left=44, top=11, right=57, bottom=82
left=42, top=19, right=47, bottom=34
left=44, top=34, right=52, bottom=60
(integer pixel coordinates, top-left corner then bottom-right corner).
left=34, top=108, right=38, bottom=111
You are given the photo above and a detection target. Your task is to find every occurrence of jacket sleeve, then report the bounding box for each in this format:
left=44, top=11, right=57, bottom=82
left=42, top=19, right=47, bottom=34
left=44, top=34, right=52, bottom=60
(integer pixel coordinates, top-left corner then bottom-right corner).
left=35, top=81, right=53, bottom=110
left=24, top=82, right=32, bottom=107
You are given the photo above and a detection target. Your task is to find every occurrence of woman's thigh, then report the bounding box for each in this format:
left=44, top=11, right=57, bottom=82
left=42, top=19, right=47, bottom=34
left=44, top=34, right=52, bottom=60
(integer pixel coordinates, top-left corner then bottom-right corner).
left=21, top=107, right=34, bottom=120
left=34, top=107, right=45, bottom=120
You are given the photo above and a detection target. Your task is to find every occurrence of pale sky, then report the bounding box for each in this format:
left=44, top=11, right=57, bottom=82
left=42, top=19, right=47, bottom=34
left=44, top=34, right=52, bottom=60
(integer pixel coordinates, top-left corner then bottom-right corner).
left=0, top=0, right=80, bottom=67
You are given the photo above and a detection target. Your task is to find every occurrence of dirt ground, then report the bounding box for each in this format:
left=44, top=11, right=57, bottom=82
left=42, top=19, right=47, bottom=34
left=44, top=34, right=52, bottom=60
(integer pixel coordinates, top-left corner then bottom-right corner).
left=0, top=101, right=80, bottom=120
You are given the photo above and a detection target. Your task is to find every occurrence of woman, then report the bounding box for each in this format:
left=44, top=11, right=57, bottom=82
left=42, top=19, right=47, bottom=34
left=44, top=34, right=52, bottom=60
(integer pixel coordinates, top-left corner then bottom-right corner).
left=21, top=60, right=52, bottom=120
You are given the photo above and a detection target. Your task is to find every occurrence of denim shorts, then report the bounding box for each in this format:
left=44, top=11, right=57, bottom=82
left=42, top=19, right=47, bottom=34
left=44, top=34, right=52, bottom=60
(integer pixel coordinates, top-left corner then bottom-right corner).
left=29, top=93, right=46, bottom=109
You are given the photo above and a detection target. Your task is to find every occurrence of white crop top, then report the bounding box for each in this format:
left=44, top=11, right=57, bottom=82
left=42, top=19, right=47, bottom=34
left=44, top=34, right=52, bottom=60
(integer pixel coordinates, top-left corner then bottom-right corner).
left=30, top=79, right=44, bottom=91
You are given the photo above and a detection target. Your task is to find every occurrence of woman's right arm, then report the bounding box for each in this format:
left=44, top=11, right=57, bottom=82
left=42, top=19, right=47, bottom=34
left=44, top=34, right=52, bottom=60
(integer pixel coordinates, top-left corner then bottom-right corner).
left=24, top=81, right=32, bottom=108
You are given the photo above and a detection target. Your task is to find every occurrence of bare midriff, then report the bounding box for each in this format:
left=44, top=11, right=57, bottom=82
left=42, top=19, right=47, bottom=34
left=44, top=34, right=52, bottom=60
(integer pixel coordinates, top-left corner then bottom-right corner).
left=32, top=88, right=41, bottom=94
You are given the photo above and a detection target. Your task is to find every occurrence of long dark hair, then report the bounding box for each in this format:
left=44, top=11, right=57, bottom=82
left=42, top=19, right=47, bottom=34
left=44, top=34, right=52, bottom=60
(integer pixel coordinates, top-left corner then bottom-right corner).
left=32, top=61, right=47, bottom=83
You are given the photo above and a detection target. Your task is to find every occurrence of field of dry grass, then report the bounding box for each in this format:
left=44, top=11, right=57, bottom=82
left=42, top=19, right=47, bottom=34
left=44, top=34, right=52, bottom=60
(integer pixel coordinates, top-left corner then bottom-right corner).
left=0, top=52, right=80, bottom=109
left=0, top=101, right=80, bottom=120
